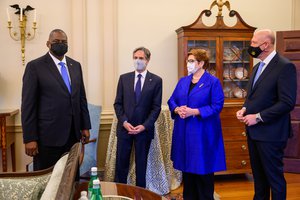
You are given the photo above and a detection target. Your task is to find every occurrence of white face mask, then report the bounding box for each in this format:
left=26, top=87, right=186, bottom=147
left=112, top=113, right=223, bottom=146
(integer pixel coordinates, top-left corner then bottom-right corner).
left=187, top=62, right=198, bottom=75
left=134, top=59, right=146, bottom=71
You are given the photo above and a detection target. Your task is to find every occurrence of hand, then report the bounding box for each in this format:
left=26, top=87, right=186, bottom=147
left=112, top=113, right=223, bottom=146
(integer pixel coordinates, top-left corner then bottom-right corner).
left=25, top=141, right=38, bottom=157
left=185, top=107, right=198, bottom=118
left=123, top=121, right=135, bottom=132
left=81, top=129, right=90, bottom=144
left=242, top=114, right=257, bottom=126
left=236, top=108, right=246, bottom=122
left=129, top=125, right=145, bottom=135
left=176, top=105, right=187, bottom=119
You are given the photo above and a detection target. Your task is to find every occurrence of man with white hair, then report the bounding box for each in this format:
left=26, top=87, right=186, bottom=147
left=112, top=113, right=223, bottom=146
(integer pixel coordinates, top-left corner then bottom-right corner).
left=236, top=29, right=297, bottom=200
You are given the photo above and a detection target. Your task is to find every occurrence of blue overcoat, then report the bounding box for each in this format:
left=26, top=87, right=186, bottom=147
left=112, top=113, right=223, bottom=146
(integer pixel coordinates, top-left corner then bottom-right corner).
left=168, top=72, right=226, bottom=174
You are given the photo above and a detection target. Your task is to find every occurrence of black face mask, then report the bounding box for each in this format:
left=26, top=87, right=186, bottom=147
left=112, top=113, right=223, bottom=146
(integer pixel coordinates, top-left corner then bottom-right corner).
left=247, top=44, right=263, bottom=58
left=50, top=43, right=68, bottom=57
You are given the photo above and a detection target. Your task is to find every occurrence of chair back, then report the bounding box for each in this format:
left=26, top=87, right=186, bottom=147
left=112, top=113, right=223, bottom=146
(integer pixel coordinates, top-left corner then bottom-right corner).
left=80, top=104, right=102, bottom=175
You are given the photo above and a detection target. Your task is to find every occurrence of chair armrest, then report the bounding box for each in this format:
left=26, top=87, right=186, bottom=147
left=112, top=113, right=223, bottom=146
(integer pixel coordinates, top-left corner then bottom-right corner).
left=55, top=142, right=81, bottom=200
left=0, top=166, right=53, bottom=178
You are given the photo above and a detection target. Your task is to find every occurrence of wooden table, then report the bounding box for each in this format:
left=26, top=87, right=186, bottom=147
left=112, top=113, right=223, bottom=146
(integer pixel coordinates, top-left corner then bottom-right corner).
left=74, top=181, right=168, bottom=200
left=0, top=109, right=19, bottom=172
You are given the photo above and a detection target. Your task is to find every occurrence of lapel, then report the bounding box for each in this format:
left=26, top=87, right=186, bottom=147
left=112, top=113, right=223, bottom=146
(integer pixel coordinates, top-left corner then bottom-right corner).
left=248, top=62, right=260, bottom=91
left=66, top=57, right=75, bottom=95
left=129, top=71, right=136, bottom=98
left=45, top=53, right=71, bottom=95
left=249, top=53, right=279, bottom=95
left=188, top=72, right=209, bottom=97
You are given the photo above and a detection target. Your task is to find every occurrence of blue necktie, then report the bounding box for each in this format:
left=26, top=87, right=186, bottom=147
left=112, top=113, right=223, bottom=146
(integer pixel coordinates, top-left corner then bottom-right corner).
left=252, top=62, right=265, bottom=87
left=135, top=74, right=142, bottom=102
left=59, top=62, right=71, bottom=93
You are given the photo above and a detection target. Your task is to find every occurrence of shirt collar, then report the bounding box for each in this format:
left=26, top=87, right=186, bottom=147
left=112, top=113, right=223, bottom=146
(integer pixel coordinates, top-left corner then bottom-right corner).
left=261, top=50, right=276, bottom=65
left=48, top=52, right=67, bottom=66
left=135, top=70, right=147, bottom=78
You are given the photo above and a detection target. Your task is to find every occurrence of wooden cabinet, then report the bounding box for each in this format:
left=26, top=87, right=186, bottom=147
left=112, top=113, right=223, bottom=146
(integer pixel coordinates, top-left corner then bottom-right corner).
left=176, top=8, right=256, bottom=174
left=277, top=30, right=300, bottom=173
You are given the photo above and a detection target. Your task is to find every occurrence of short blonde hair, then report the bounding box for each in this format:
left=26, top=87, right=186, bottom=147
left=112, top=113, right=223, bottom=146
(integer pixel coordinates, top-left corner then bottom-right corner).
left=187, top=49, right=209, bottom=69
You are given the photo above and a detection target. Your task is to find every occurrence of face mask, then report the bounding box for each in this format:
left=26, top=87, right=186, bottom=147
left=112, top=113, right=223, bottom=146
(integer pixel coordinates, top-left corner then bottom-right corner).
left=247, top=44, right=264, bottom=58
left=51, top=43, right=68, bottom=57
left=187, top=62, right=198, bottom=75
left=134, top=59, right=146, bottom=71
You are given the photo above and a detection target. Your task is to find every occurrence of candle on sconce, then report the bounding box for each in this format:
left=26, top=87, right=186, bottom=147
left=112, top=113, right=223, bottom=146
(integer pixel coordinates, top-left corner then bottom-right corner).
left=20, top=8, right=23, bottom=21
left=34, top=9, right=36, bottom=23
left=6, top=8, right=11, bottom=21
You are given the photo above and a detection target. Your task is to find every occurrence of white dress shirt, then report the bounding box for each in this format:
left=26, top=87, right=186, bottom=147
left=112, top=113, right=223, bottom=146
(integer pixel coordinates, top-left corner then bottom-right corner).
left=134, top=70, right=147, bottom=91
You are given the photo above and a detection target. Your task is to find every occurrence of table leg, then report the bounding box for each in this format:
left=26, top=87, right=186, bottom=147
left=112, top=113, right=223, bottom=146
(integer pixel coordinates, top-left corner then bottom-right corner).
left=0, top=117, right=7, bottom=172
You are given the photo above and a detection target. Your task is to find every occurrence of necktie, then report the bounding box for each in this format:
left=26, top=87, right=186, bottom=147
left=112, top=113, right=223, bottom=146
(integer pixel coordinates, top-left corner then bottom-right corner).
left=58, top=62, right=71, bottom=93
left=252, top=62, right=265, bottom=87
left=135, top=74, right=142, bottom=102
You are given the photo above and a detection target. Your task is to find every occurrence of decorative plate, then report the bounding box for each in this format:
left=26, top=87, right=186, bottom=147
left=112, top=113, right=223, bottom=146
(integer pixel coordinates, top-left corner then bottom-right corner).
left=223, top=65, right=236, bottom=79
left=233, top=87, right=247, bottom=98
left=235, top=67, right=248, bottom=80
left=223, top=46, right=241, bottom=61
left=223, top=83, right=235, bottom=98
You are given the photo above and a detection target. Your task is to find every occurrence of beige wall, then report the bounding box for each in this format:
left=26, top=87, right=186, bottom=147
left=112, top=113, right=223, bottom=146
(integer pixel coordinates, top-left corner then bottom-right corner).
left=293, top=0, right=300, bottom=29
left=0, top=0, right=299, bottom=171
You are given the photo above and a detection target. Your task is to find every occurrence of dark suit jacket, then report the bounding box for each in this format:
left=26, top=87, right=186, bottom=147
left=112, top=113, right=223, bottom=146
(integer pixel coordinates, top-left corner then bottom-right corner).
left=21, top=53, right=91, bottom=146
left=244, top=53, right=297, bottom=142
left=114, top=71, right=162, bottom=139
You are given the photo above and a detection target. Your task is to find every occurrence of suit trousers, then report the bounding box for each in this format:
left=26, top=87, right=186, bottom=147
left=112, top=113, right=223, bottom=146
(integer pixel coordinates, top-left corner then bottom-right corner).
left=247, top=137, right=287, bottom=200
left=33, top=122, right=78, bottom=171
left=114, top=135, right=152, bottom=188
left=183, top=172, right=214, bottom=200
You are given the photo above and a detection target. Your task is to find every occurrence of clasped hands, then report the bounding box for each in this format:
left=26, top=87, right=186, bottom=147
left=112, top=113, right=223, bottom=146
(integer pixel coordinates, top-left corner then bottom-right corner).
left=236, top=108, right=257, bottom=126
left=175, top=105, right=197, bottom=119
left=123, top=122, right=145, bottom=135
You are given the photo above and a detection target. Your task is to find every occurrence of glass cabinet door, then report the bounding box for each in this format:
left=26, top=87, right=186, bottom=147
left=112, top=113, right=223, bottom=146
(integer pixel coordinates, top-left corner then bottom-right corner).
left=222, top=40, right=250, bottom=99
left=187, top=40, right=216, bottom=76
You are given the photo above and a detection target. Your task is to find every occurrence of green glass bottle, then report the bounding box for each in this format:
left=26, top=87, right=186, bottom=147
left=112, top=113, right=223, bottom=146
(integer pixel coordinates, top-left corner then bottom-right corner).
left=90, top=179, right=103, bottom=200
left=88, top=167, right=98, bottom=198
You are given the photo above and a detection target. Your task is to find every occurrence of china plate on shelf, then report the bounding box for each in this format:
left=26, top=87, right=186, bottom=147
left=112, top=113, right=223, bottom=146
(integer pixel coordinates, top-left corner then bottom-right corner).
left=223, top=64, right=236, bottom=80
left=223, top=46, right=241, bottom=61
left=233, top=87, right=247, bottom=98
left=223, top=82, right=235, bottom=98
left=235, top=67, right=248, bottom=80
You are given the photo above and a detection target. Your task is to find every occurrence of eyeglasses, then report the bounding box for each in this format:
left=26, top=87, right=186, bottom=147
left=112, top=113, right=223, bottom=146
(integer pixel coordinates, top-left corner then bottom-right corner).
left=186, top=59, right=198, bottom=63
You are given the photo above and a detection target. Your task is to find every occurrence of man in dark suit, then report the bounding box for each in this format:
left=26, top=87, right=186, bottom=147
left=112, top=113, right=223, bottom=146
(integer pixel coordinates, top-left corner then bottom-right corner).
left=114, top=47, right=162, bottom=188
left=236, top=29, right=297, bottom=200
left=21, top=29, right=91, bottom=171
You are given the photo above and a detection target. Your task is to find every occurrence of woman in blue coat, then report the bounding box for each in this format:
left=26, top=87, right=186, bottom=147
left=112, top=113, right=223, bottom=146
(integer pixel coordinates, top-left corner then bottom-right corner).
left=168, top=49, right=226, bottom=200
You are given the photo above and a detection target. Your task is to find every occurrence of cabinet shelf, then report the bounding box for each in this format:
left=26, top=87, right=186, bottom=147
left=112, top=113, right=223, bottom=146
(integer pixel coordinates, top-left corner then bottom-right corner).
left=223, top=61, right=250, bottom=64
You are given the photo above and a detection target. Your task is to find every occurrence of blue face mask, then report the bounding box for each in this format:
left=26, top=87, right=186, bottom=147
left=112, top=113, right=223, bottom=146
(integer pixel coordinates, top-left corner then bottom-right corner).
left=133, top=59, right=146, bottom=71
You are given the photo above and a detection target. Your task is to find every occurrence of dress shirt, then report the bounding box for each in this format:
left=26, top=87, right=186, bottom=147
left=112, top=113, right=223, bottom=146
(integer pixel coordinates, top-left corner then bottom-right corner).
left=134, top=70, right=147, bottom=91
left=260, top=50, right=276, bottom=74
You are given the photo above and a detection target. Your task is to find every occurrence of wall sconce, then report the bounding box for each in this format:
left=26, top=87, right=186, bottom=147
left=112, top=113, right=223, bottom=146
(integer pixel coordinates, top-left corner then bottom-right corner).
left=7, top=4, right=37, bottom=66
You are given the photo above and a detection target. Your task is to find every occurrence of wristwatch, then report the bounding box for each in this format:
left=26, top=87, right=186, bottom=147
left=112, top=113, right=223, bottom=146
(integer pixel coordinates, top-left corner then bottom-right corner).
left=255, top=113, right=262, bottom=123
